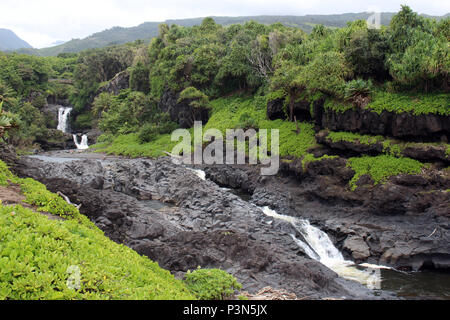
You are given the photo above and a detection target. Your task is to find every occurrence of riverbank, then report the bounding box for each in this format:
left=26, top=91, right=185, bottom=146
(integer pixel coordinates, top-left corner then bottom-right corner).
left=0, top=157, right=194, bottom=299
left=9, top=148, right=450, bottom=299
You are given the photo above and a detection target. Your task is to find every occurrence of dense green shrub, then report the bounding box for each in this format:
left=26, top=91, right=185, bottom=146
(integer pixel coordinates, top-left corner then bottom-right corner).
left=344, top=79, right=373, bottom=103
left=137, top=121, right=178, bottom=143
left=184, top=268, right=242, bottom=300
left=347, top=155, right=424, bottom=190
left=130, top=62, right=150, bottom=93
left=366, top=91, right=449, bottom=115
left=0, top=160, right=194, bottom=300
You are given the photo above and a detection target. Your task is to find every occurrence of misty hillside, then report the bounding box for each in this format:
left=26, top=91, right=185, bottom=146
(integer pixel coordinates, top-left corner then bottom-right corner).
left=0, top=28, right=32, bottom=50
left=12, top=12, right=449, bottom=56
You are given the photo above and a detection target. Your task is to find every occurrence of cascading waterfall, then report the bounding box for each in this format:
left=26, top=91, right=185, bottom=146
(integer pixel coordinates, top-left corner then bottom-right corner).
left=57, top=106, right=89, bottom=150
left=73, top=134, right=89, bottom=150
left=187, top=168, right=388, bottom=289
left=261, top=206, right=390, bottom=289
left=56, top=107, right=72, bottom=133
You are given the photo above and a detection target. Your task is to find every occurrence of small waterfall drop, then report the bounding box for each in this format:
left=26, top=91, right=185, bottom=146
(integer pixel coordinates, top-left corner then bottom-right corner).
left=261, top=206, right=388, bottom=289
left=73, top=134, right=89, bottom=150
left=57, top=107, right=72, bottom=133
left=187, top=168, right=206, bottom=181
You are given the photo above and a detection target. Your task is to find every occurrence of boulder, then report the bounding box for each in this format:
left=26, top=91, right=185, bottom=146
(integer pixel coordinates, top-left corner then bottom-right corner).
left=343, top=236, right=371, bottom=260
left=35, top=129, right=76, bottom=151
left=98, top=70, right=130, bottom=96
left=158, top=90, right=209, bottom=128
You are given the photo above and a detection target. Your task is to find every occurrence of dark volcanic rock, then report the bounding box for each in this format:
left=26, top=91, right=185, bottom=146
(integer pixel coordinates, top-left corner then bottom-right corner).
left=159, top=90, right=210, bottom=128
left=200, top=160, right=450, bottom=272
left=35, top=129, right=76, bottom=151
left=267, top=98, right=313, bottom=121
left=316, top=104, right=450, bottom=141
left=316, top=130, right=450, bottom=164
left=98, top=70, right=130, bottom=95
left=15, top=154, right=386, bottom=299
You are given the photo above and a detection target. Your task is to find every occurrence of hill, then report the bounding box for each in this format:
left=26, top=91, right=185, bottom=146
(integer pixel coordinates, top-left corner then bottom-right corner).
left=15, top=12, right=449, bottom=56
left=0, top=28, right=32, bottom=51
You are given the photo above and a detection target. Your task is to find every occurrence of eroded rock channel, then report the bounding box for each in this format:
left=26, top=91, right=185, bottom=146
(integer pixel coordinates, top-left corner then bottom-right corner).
left=13, top=151, right=450, bottom=299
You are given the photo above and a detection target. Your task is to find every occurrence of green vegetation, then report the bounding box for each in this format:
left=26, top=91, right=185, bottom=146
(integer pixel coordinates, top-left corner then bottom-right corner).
left=2, top=6, right=448, bottom=153
left=0, top=52, right=77, bottom=146
left=0, top=160, right=194, bottom=300
left=94, top=95, right=317, bottom=159
left=302, top=153, right=338, bottom=170
left=204, top=96, right=317, bottom=158
left=93, top=132, right=188, bottom=158
left=327, top=131, right=450, bottom=159
left=347, top=155, right=425, bottom=190
left=366, top=91, right=449, bottom=116
left=328, top=131, right=384, bottom=145
left=184, top=268, right=242, bottom=300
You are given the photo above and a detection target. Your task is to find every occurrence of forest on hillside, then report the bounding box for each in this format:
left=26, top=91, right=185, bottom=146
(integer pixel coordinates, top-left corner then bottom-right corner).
left=0, top=5, right=450, bottom=302
left=0, top=6, right=448, bottom=153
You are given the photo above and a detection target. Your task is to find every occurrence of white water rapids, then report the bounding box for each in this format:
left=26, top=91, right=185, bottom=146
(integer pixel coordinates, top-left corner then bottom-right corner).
left=73, top=134, right=89, bottom=150
left=261, top=206, right=391, bottom=289
left=187, top=168, right=389, bottom=289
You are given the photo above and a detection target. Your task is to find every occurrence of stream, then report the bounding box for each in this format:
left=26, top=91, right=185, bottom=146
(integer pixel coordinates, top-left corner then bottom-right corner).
left=19, top=151, right=450, bottom=299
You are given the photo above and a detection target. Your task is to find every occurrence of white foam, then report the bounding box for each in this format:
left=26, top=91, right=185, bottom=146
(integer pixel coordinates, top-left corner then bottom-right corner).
left=73, top=134, right=89, bottom=150
left=261, top=206, right=384, bottom=289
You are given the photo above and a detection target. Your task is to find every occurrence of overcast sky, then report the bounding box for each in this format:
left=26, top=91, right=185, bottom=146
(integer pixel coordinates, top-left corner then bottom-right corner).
left=0, top=0, right=448, bottom=48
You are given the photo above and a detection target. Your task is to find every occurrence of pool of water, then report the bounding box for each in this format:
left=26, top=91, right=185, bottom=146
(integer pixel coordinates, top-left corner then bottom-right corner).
left=380, top=269, right=450, bottom=300
left=28, top=155, right=82, bottom=163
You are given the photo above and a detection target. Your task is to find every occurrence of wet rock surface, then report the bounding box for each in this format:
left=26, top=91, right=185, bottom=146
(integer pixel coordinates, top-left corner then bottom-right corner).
left=14, top=153, right=392, bottom=299
left=200, top=161, right=450, bottom=272
left=34, top=129, right=76, bottom=151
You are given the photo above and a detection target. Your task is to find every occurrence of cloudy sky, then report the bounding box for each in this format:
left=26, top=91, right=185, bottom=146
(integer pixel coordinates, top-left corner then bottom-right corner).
left=0, top=0, right=448, bottom=48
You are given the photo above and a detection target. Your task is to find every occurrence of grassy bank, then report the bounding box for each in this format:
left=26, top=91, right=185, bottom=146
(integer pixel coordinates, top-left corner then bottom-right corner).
left=92, top=95, right=318, bottom=159
left=0, top=160, right=194, bottom=300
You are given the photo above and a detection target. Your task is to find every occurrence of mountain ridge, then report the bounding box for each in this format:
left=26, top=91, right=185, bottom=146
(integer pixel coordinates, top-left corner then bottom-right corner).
left=9, top=11, right=449, bottom=56
left=0, top=28, right=32, bottom=51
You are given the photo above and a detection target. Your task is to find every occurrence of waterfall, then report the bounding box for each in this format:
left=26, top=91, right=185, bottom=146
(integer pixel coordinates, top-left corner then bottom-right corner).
left=187, top=168, right=206, bottom=181
left=261, top=206, right=389, bottom=289
left=183, top=169, right=389, bottom=289
left=73, top=134, right=89, bottom=150
left=57, top=107, right=72, bottom=133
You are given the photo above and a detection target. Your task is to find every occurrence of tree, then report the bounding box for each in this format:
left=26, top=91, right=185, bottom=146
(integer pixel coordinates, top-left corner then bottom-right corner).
left=178, top=87, right=210, bottom=126
left=297, top=51, right=352, bottom=98
left=388, top=5, right=427, bottom=53
left=388, top=29, right=449, bottom=92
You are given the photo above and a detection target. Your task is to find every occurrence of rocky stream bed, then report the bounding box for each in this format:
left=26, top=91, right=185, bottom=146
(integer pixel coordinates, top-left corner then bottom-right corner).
left=6, top=149, right=449, bottom=300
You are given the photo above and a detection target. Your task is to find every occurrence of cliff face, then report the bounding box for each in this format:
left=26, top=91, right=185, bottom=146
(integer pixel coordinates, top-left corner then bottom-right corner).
left=318, top=107, right=450, bottom=141
left=269, top=98, right=450, bottom=141
left=97, top=70, right=130, bottom=96
left=158, top=90, right=210, bottom=128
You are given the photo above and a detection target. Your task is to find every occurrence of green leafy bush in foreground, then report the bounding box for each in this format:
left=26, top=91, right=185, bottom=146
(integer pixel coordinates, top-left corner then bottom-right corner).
left=347, top=155, right=424, bottom=190
left=184, top=268, right=242, bottom=300
left=0, top=204, right=193, bottom=300
left=0, top=160, right=194, bottom=300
